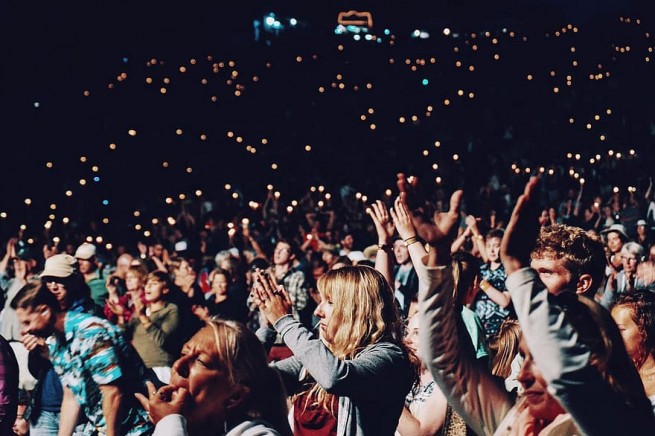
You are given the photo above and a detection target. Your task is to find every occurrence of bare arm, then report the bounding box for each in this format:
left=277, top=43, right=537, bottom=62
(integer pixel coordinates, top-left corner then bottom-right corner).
left=100, top=384, right=123, bottom=436
left=396, top=386, right=448, bottom=436
left=645, top=177, right=653, bottom=202
left=450, top=226, right=472, bottom=255
left=58, top=386, right=81, bottom=436
left=573, top=186, right=584, bottom=217
left=367, top=200, right=396, bottom=289
left=478, top=280, right=511, bottom=308
left=467, top=216, right=488, bottom=262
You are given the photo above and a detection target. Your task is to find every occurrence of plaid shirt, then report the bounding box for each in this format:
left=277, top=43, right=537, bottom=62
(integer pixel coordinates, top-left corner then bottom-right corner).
left=278, top=267, right=309, bottom=320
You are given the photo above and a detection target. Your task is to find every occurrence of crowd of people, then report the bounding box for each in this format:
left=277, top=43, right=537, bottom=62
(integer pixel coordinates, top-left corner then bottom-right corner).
left=1, top=169, right=655, bottom=435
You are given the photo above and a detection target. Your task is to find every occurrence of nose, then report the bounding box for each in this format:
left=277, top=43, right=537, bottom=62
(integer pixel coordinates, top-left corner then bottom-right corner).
left=517, top=359, right=534, bottom=388
left=314, top=301, right=324, bottom=318
left=172, top=353, right=192, bottom=379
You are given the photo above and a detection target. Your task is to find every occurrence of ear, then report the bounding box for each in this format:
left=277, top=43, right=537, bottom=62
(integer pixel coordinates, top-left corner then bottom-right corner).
left=575, top=273, right=594, bottom=295
left=225, top=386, right=250, bottom=411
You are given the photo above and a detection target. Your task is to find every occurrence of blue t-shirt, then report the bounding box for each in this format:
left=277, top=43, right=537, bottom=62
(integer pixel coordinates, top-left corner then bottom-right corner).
left=40, top=368, right=63, bottom=412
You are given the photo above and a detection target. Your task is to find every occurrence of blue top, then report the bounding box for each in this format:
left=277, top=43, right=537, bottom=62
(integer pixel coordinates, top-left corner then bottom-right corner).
left=48, top=311, right=153, bottom=435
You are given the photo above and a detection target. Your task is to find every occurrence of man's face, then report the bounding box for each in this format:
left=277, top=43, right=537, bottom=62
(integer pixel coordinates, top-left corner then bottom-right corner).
left=606, top=232, right=624, bottom=254
left=16, top=306, right=54, bottom=337
left=152, top=244, right=164, bottom=258
left=393, top=240, right=410, bottom=265
left=273, top=242, right=293, bottom=266
left=77, top=258, right=94, bottom=274
left=341, top=235, right=354, bottom=250
left=530, top=256, right=574, bottom=295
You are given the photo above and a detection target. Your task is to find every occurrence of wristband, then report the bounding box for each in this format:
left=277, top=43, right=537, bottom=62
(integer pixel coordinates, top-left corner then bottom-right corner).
left=404, top=236, right=420, bottom=247
left=473, top=234, right=484, bottom=241
left=377, top=243, right=392, bottom=252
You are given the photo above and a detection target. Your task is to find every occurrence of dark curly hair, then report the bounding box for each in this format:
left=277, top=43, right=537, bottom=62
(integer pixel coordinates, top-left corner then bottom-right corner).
left=611, top=291, right=655, bottom=369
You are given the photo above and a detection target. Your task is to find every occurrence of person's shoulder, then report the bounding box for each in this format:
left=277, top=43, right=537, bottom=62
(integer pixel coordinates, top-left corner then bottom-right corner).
left=226, top=419, right=282, bottom=436
left=69, top=312, right=111, bottom=333
left=161, top=302, right=179, bottom=314
left=360, top=340, right=406, bottom=358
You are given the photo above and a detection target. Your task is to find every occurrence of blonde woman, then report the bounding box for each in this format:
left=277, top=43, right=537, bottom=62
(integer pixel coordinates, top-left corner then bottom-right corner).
left=253, top=266, right=415, bottom=436
left=488, top=318, right=523, bottom=396
left=137, top=319, right=292, bottom=436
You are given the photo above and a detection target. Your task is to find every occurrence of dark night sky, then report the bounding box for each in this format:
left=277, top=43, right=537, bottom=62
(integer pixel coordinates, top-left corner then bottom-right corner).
left=1, top=0, right=652, bottom=245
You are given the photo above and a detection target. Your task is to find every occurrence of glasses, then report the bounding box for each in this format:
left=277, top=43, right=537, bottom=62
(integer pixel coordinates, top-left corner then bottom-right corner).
left=44, top=280, right=66, bottom=289
left=620, top=256, right=638, bottom=262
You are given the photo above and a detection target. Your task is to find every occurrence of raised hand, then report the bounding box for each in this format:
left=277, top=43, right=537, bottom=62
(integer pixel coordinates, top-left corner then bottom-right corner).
left=500, top=176, right=541, bottom=275
left=252, top=269, right=292, bottom=326
left=389, top=196, right=417, bottom=241
left=366, top=200, right=395, bottom=244
left=396, top=173, right=428, bottom=213
left=396, top=173, right=462, bottom=248
left=465, top=215, right=483, bottom=237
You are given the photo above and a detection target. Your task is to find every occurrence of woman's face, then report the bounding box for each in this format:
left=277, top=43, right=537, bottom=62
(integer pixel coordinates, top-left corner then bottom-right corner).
left=211, top=274, right=229, bottom=296
left=125, top=272, right=142, bottom=292
left=404, top=315, right=419, bottom=354
left=169, top=327, right=237, bottom=426
left=485, top=237, right=501, bottom=263
left=44, top=280, right=69, bottom=306
left=517, top=336, right=565, bottom=422
left=314, top=293, right=336, bottom=343
left=611, top=305, right=642, bottom=363
left=621, top=251, right=640, bottom=274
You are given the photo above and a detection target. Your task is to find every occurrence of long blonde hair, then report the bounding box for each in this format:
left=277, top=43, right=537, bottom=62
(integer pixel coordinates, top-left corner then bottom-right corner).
left=301, top=266, right=407, bottom=414
left=490, top=318, right=521, bottom=379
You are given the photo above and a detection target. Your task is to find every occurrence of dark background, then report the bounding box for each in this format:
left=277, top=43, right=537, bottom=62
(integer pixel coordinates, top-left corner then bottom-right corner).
left=1, top=0, right=653, bottom=245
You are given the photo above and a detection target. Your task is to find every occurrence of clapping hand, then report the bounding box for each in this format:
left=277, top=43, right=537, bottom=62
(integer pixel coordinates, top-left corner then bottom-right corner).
left=252, top=269, right=292, bottom=326
left=367, top=200, right=395, bottom=244
left=389, top=196, right=417, bottom=241
left=106, top=299, right=125, bottom=316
